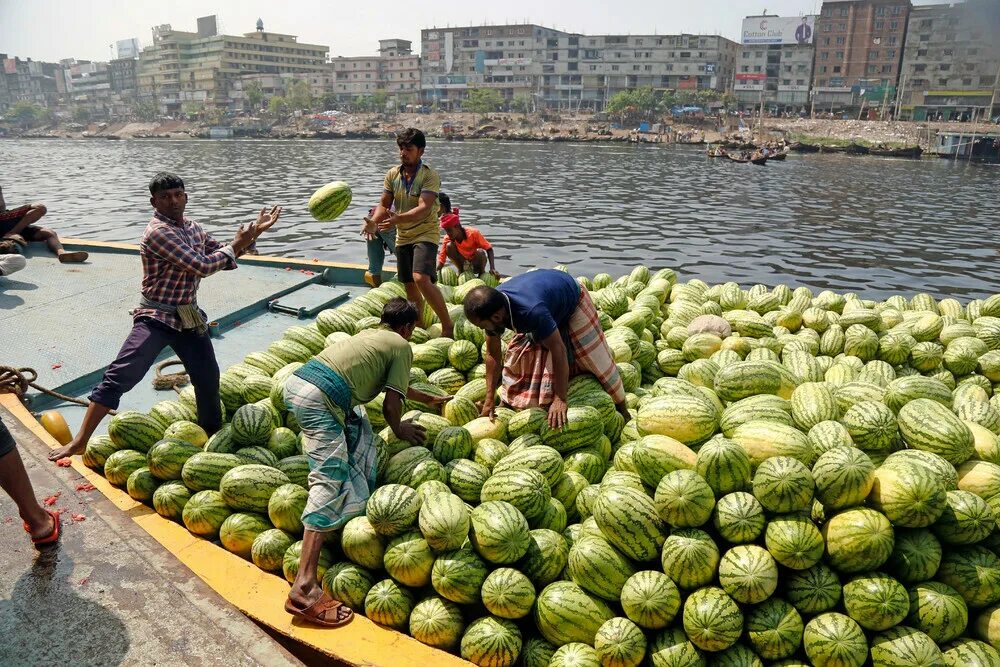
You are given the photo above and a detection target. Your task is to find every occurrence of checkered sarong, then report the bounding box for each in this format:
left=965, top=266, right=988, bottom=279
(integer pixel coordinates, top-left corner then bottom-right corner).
left=501, top=286, right=625, bottom=408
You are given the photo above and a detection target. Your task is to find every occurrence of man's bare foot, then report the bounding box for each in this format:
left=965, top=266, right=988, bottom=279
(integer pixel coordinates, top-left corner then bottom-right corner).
left=48, top=439, right=85, bottom=461
left=57, top=250, right=88, bottom=263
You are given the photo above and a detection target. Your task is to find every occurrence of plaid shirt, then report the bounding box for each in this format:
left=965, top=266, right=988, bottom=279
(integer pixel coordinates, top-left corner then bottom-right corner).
left=132, top=211, right=237, bottom=330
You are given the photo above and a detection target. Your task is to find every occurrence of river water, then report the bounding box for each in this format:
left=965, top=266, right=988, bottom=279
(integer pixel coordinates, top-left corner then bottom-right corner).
left=2, top=138, right=997, bottom=301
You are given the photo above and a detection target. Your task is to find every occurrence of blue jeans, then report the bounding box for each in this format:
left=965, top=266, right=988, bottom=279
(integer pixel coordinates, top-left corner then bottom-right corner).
left=367, top=228, right=396, bottom=275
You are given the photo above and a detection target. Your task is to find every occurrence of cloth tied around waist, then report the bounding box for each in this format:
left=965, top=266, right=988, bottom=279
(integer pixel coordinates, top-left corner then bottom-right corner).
left=293, top=359, right=355, bottom=424
left=138, top=295, right=208, bottom=334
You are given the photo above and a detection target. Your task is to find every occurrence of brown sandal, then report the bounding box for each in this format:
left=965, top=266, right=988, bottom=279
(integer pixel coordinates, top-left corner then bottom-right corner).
left=284, top=593, right=354, bottom=628
left=58, top=251, right=89, bottom=264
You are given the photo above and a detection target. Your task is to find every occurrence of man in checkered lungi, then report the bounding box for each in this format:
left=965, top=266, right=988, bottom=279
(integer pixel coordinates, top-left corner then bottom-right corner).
left=463, top=269, right=629, bottom=429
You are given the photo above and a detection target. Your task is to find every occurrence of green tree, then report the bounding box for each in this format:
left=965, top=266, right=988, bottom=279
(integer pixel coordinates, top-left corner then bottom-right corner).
left=464, top=88, right=504, bottom=120
left=72, top=107, right=91, bottom=124
left=268, top=95, right=288, bottom=119
left=134, top=99, right=159, bottom=121
left=244, top=80, right=264, bottom=111
left=353, top=95, right=373, bottom=113
left=606, top=86, right=659, bottom=122
left=371, top=90, right=390, bottom=113
left=511, top=93, right=532, bottom=114
left=6, top=100, right=45, bottom=128
left=320, top=92, right=339, bottom=110
left=287, top=79, right=313, bottom=112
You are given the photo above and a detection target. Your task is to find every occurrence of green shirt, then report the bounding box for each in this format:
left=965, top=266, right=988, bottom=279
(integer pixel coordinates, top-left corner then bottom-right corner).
left=383, top=162, right=441, bottom=246
left=315, top=328, right=412, bottom=406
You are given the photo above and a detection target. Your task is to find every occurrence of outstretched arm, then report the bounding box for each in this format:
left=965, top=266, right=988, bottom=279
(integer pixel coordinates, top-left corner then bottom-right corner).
left=146, top=226, right=237, bottom=278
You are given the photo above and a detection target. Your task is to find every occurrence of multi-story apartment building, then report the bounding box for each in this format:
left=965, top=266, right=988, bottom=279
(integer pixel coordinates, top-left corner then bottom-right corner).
left=137, top=15, right=328, bottom=113
left=812, top=0, right=911, bottom=110
left=109, top=57, right=139, bottom=96
left=420, top=24, right=737, bottom=111
left=735, top=15, right=817, bottom=112
left=0, top=54, right=62, bottom=112
left=328, top=39, right=420, bottom=105
left=898, top=1, right=1000, bottom=121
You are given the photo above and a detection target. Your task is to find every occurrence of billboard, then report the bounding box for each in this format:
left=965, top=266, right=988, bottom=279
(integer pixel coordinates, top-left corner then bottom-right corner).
left=742, top=16, right=816, bottom=45
left=116, top=38, right=140, bottom=59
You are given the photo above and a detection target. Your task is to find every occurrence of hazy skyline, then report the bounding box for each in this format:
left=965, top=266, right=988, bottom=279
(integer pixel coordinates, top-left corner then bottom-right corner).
left=0, top=0, right=943, bottom=63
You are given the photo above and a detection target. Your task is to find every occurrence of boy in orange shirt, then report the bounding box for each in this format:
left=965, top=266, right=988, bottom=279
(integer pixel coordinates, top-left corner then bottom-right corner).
left=435, top=195, right=498, bottom=277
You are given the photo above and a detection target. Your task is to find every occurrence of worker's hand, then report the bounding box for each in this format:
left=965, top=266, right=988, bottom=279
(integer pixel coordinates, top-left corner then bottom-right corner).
left=233, top=221, right=258, bottom=253
left=425, top=394, right=452, bottom=406
left=378, top=213, right=398, bottom=232
left=361, top=216, right=377, bottom=239
left=396, top=419, right=427, bottom=445
left=547, top=396, right=569, bottom=430
left=490, top=269, right=501, bottom=279
left=254, top=205, right=281, bottom=237
left=479, top=395, right=496, bottom=421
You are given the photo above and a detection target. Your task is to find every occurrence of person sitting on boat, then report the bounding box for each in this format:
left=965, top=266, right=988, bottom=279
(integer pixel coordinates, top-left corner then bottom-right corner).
left=282, top=297, right=448, bottom=627
left=435, top=197, right=499, bottom=278
left=0, top=184, right=88, bottom=263
left=462, top=269, right=629, bottom=429
left=48, top=172, right=280, bottom=461
left=1, top=416, right=61, bottom=548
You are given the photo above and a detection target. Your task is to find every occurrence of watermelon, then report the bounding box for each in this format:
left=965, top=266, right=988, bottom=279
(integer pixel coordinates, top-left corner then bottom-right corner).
left=933, top=489, right=995, bottom=545
left=906, top=581, right=968, bottom=644
left=785, top=562, right=842, bottom=614
left=941, top=638, right=1000, bottom=666
left=718, top=544, right=778, bottom=604
left=745, top=598, right=803, bottom=660
left=181, top=452, right=243, bottom=492
left=275, top=454, right=309, bottom=487
left=821, top=507, right=894, bottom=573
left=182, top=489, right=232, bottom=538
left=148, top=400, right=198, bottom=429
left=81, top=435, right=123, bottom=470
left=230, top=403, right=274, bottom=447
left=765, top=514, right=824, bottom=570
left=236, top=445, right=279, bottom=467
left=752, top=456, right=814, bottom=513
left=322, top=562, right=376, bottom=612
left=936, top=546, right=1000, bottom=608
left=340, top=516, right=385, bottom=570
left=549, top=642, right=600, bottom=667
left=534, top=581, right=615, bottom=647
left=432, top=426, right=474, bottom=463
left=267, top=483, right=308, bottom=535
left=694, top=436, right=751, bottom=496
left=713, top=491, right=765, bottom=543
left=682, top=586, right=743, bottom=652
left=104, top=449, right=148, bottom=487
left=869, top=626, right=944, bottom=667
left=409, top=595, right=464, bottom=650
left=461, top=616, right=521, bottom=667
left=364, top=578, right=414, bottom=630
left=219, top=464, right=290, bottom=513
left=250, top=528, right=295, bottom=571
left=431, top=548, right=489, bottom=604
left=619, top=570, right=680, bottom=630
left=146, top=438, right=202, bottom=481
left=107, top=411, right=165, bottom=453
left=518, top=528, right=569, bottom=589
left=593, top=485, right=665, bottom=562
left=841, top=572, right=910, bottom=631
left=898, top=398, right=974, bottom=465
left=660, top=528, right=720, bottom=590
left=219, top=512, right=273, bottom=559
left=266, top=427, right=299, bottom=460
left=384, top=531, right=435, bottom=587
left=282, top=540, right=334, bottom=583
left=567, top=535, right=636, bottom=601
left=812, top=446, right=875, bottom=510
left=366, top=483, right=421, bottom=537
left=308, top=181, right=352, bottom=221
left=479, top=468, right=551, bottom=520
left=593, top=618, right=646, bottom=667
left=802, top=613, right=868, bottom=667
left=887, top=528, right=942, bottom=583
left=151, top=480, right=191, bottom=521
left=867, top=462, right=948, bottom=528
left=645, top=627, right=702, bottom=667
left=469, top=500, right=530, bottom=564
left=126, top=466, right=160, bottom=502
left=162, top=420, right=208, bottom=447
left=204, top=424, right=239, bottom=454
left=480, top=567, right=536, bottom=620
left=418, top=491, right=469, bottom=553
left=653, top=469, right=715, bottom=528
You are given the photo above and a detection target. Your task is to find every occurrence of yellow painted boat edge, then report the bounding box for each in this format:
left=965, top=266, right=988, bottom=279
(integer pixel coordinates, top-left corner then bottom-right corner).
left=1, top=395, right=470, bottom=667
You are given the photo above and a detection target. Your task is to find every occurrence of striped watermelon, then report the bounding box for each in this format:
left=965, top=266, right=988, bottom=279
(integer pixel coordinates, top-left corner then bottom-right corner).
left=540, top=406, right=603, bottom=453
left=408, top=595, right=464, bottom=650
left=103, top=449, right=147, bottom=486
left=906, top=581, right=968, bottom=644
left=549, top=643, right=600, bottom=667
left=619, top=570, right=680, bottom=630
left=146, top=438, right=202, bottom=481
left=181, top=452, right=243, bottom=492
left=492, top=445, right=564, bottom=486
left=751, top=456, right=815, bottom=513
left=479, top=468, right=551, bottom=520
left=867, top=462, right=947, bottom=528
left=712, top=491, right=765, bottom=544
left=267, top=483, right=308, bottom=535
left=340, top=516, right=385, bottom=570
left=821, top=507, right=894, bottom=573
left=731, top=420, right=815, bottom=468
left=250, top=528, right=295, bottom=571
left=530, top=497, right=567, bottom=533
left=276, top=454, right=309, bottom=487
left=660, top=528, right=720, bottom=590
left=266, top=427, right=299, bottom=460
left=790, top=382, right=839, bottom=430
left=718, top=544, right=778, bottom=604
left=151, top=480, right=191, bottom=521
left=242, top=374, right=273, bottom=404
left=812, top=446, right=875, bottom=510
left=418, top=491, right=469, bottom=552
left=366, top=484, right=421, bottom=537
left=887, top=528, right=942, bottom=583
left=567, top=535, right=636, bottom=601
left=243, top=351, right=285, bottom=376
left=230, top=403, right=274, bottom=447
left=842, top=400, right=899, bottom=450
left=869, top=626, right=943, bottom=667
left=592, top=485, right=665, bottom=561
left=126, top=467, right=160, bottom=502
left=204, top=424, right=239, bottom=454
left=765, top=514, right=824, bottom=570
left=446, top=458, right=490, bottom=503
left=636, top=394, right=719, bottom=446
left=219, top=464, right=290, bottom=513
left=785, top=562, right=842, bottom=614
left=219, top=512, right=273, bottom=559
left=473, top=438, right=509, bottom=472
left=469, top=500, right=531, bottom=564
left=718, top=394, right=794, bottom=437
left=631, top=434, right=697, bottom=488
left=461, top=616, right=521, bottom=667
left=364, top=578, right=415, bottom=630
left=506, top=407, right=547, bottom=440
left=236, top=445, right=279, bottom=467
left=682, top=586, right=743, bottom=652
left=518, top=528, right=569, bottom=589
left=807, top=420, right=854, bottom=455
left=282, top=325, right=326, bottom=354
left=898, top=398, right=974, bottom=465
left=282, top=540, right=334, bottom=583
left=481, top=567, right=536, bottom=620
left=432, top=426, right=474, bottom=463
left=645, top=627, right=702, bottom=667
left=745, top=598, right=803, bottom=660
left=321, top=562, right=375, bottom=613
left=182, top=489, right=232, bottom=538
left=936, top=546, right=1000, bottom=608
left=933, top=489, right=995, bottom=545
left=842, top=572, right=910, bottom=631
left=148, top=400, right=198, bottom=429
left=107, top=411, right=165, bottom=453
left=431, top=548, right=489, bottom=604
left=81, top=435, right=123, bottom=470
left=941, top=638, right=1000, bottom=666
left=653, top=469, right=715, bottom=528
left=694, top=436, right=751, bottom=496
left=533, top=581, right=615, bottom=647
left=384, top=531, right=435, bottom=587
left=802, top=613, right=868, bottom=667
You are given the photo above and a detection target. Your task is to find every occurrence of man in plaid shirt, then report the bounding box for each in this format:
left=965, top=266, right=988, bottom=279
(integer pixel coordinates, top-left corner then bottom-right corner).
left=49, top=172, right=280, bottom=461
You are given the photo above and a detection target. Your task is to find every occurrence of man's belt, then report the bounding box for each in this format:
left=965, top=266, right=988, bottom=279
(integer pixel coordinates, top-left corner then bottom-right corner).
left=138, top=295, right=208, bottom=334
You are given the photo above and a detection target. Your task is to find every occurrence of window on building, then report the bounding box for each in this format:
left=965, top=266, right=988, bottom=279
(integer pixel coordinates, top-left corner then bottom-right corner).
left=823, top=23, right=831, bottom=32
left=869, top=50, right=879, bottom=59
left=888, top=36, right=897, bottom=45
left=666, top=64, right=673, bottom=71
left=822, top=7, right=831, bottom=16
left=611, top=65, right=619, bottom=71
left=755, top=51, right=763, bottom=57
left=568, top=62, right=578, bottom=71
left=823, top=37, right=831, bottom=45
left=838, top=23, right=848, bottom=31
left=943, top=48, right=954, bottom=57
left=882, top=65, right=892, bottom=73
left=797, top=79, right=806, bottom=85
left=833, top=65, right=841, bottom=73
left=754, top=65, right=762, bottom=72
left=867, top=65, right=877, bottom=73
left=840, top=7, right=849, bottom=16
left=875, top=20, right=884, bottom=30
left=836, top=36, right=845, bottom=45
left=742, top=51, right=750, bottom=58
left=918, top=49, right=928, bottom=57
left=891, top=5, right=902, bottom=15
left=967, top=48, right=979, bottom=56
left=741, top=65, right=750, bottom=72
left=821, top=65, right=827, bottom=73
left=890, top=21, right=898, bottom=30
left=940, top=64, right=950, bottom=71
left=782, top=78, right=791, bottom=85
left=818, top=78, right=827, bottom=85
left=632, top=64, right=639, bottom=71
left=875, top=7, right=885, bottom=16
left=962, top=77, right=972, bottom=85
left=644, top=65, right=652, bottom=71
left=680, top=51, right=691, bottom=58
left=982, top=75, right=995, bottom=86
left=919, top=34, right=930, bottom=42
left=836, top=51, right=844, bottom=59
left=821, top=51, right=829, bottom=61
left=938, top=78, right=948, bottom=85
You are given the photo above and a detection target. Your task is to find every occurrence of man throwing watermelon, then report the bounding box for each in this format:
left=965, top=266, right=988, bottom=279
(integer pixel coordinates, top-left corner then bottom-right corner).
left=48, top=173, right=280, bottom=461
left=282, top=297, right=448, bottom=626
left=462, top=269, right=629, bottom=429
left=363, top=128, right=454, bottom=338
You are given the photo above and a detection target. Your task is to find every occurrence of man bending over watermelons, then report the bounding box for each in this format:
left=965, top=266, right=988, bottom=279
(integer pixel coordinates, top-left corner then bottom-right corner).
left=463, top=269, right=630, bottom=429
left=282, top=297, right=448, bottom=626
left=48, top=173, right=280, bottom=461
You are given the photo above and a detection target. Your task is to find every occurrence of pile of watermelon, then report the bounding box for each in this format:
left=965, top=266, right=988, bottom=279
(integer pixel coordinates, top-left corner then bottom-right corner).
left=80, top=263, right=1000, bottom=667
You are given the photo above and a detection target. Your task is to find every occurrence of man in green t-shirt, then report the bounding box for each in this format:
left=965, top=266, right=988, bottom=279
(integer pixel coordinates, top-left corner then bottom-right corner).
left=364, top=128, right=454, bottom=338
left=281, top=297, right=448, bottom=627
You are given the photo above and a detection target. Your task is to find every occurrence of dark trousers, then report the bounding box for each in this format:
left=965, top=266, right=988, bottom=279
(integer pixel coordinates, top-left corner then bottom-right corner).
left=90, top=318, right=222, bottom=432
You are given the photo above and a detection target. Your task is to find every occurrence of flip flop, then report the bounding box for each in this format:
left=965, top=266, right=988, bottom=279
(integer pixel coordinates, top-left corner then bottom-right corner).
left=284, top=593, right=354, bottom=628
left=58, top=251, right=89, bottom=264
left=23, top=509, right=61, bottom=548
